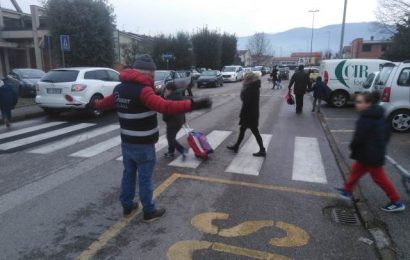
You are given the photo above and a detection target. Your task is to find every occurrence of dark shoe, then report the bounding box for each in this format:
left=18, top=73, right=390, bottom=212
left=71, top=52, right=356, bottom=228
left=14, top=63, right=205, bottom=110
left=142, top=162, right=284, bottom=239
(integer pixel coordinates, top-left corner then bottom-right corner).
left=123, top=203, right=139, bottom=216
left=4, top=119, right=11, bottom=128
left=164, top=152, right=175, bottom=158
left=381, top=201, right=405, bottom=213
left=253, top=150, right=266, bottom=157
left=227, top=145, right=239, bottom=153
left=334, top=188, right=353, bottom=201
left=143, top=208, right=166, bottom=222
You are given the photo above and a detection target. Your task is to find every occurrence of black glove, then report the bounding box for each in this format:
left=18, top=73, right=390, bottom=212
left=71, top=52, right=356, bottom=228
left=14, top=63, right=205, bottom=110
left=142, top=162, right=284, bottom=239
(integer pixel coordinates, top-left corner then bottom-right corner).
left=191, top=97, right=212, bottom=110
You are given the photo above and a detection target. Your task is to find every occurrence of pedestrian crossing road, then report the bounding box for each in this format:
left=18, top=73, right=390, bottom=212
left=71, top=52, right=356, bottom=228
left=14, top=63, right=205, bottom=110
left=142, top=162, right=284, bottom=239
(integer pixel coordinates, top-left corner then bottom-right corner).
left=0, top=119, right=329, bottom=183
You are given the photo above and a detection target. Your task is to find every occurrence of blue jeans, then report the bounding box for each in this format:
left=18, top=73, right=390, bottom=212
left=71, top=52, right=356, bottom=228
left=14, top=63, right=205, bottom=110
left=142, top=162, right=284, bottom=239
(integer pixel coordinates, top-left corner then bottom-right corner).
left=121, top=143, right=156, bottom=213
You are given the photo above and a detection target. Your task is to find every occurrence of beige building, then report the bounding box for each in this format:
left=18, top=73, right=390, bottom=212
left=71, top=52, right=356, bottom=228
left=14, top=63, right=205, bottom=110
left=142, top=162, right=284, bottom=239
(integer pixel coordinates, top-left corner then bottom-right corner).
left=0, top=1, right=49, bottom=77
left=237, top=50, right=252, bottom=66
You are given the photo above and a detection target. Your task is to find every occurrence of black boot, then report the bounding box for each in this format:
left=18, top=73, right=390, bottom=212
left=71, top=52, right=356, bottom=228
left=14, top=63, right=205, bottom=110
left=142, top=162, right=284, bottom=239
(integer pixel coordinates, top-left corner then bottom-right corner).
left=227, top=145, right=239, bottom=153
left=143, top=208, right=166, bottom=223
left=253, top=149, right=266, bottom=157
left=123, top=203, right=139, bottom=216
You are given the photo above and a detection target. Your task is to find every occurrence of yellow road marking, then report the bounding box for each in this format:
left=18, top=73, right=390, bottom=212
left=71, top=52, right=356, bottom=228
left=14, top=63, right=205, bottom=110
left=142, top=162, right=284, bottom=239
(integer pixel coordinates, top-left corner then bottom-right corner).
left=191, top=212, right=274, bottom=237
left=176, top=173, right=337, bottom=198
left=270, top=221, right=310, bottom=247
left=77, top=173, right=180, bottom=260
left=167, top=240, right=290, bottom=260
left=78, top=173, right=334, bottom=259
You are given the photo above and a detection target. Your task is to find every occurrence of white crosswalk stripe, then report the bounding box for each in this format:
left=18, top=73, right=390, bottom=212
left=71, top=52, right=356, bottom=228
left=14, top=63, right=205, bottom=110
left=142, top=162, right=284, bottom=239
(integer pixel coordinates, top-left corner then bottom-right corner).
left=29, top=124, right=120, bottom=154
left=0, top=121, right=66, bottom=140
left=225, top=134, right=272, bottom=176
left=0, top=123, right=94, bottom=151
left=116, top=130, right=185, bottom=161
left=169, top=130, right=232, bottom=169
left=292, top=137, right=327, bottom=184
left=70, top=136, right=121, bottom=158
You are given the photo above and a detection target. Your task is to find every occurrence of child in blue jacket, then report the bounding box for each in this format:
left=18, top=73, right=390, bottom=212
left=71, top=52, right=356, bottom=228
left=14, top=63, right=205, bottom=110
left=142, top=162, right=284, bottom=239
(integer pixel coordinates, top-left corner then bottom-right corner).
left=308, top=76, right=326, bottom=112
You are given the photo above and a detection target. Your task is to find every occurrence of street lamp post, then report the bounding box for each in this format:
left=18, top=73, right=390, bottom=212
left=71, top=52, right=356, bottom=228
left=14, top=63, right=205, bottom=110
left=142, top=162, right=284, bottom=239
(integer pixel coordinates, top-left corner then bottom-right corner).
left=339, top=0, right=348, bottom=58
left=309, top=9, right=319, bottom=65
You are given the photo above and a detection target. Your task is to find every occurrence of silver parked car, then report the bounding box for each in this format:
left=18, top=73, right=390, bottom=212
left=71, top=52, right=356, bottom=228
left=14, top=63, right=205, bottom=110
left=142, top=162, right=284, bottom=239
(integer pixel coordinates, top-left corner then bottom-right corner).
left=376, top=61, right=410, bottom=133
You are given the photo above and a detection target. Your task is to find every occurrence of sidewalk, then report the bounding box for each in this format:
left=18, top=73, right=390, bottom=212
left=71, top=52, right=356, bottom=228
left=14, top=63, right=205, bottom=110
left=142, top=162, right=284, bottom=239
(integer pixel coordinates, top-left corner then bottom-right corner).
left=12, top=104, right=44, bottom=122
left=318, top=104, right=410, bottom=260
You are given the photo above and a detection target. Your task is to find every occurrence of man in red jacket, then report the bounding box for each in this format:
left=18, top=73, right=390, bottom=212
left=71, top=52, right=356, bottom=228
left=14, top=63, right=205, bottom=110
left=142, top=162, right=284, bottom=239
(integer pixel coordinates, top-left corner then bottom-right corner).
left=91, top=54, right=212, bottom=221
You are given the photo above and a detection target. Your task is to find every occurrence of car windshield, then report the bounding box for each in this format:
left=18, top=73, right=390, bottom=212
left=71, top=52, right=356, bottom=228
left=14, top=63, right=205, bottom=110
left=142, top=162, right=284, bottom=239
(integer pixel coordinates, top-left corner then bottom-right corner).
left=202, top=71, right=217, bottom=76
left=41, top=70, right=79, bottom=83
left=223, top=67, right=236, bottom=72
left=377, top=66, right=394, bottom=86
left=155, top=71, right=169, bottom=81
left=252, top=67, right=262, bottom=71
left=19, top=69, right=45, bottom=79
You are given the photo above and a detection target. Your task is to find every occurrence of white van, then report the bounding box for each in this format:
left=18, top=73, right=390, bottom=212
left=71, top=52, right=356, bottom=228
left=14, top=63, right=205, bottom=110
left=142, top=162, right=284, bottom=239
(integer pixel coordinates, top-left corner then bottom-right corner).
left=320, top=59, right=388, bottom=107
left=221, top=65, right=244, bottom=82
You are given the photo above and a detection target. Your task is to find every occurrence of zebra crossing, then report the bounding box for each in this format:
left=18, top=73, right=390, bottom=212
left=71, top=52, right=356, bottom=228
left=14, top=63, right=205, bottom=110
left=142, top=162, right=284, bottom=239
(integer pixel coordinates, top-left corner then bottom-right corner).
left=0, top=120, right=328, bottom=183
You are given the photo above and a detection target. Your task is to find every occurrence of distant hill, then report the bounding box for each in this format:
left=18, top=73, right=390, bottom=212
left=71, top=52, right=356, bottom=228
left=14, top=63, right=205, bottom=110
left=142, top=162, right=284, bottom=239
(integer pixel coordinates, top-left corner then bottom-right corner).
left=237, top=22, right=393, bottom=56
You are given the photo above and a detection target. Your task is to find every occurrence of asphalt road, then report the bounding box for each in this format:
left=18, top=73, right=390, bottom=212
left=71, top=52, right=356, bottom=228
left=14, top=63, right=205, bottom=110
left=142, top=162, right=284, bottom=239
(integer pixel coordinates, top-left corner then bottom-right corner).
left=0, top=77, right=383, bottom=259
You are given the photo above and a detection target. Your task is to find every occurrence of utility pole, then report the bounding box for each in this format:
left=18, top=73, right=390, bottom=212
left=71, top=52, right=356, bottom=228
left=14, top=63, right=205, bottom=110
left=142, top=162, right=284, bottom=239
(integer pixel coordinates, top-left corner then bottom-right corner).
left=309, top=10, right=319, bottom=65
left=339, top=0, right=348, bottom=58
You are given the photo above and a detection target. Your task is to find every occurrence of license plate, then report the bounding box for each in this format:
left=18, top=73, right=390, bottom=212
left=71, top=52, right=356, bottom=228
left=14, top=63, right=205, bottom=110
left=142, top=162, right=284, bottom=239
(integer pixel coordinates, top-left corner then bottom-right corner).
left=47, top=88, right=62, bottom=94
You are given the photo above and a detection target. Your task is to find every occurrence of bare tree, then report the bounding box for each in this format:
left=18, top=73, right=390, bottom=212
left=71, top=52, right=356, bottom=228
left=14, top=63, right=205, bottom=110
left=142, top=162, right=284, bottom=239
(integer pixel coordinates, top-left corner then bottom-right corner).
left=376, top=0, right=410, bottom=33
left=247, top=32, right=272, bottom=64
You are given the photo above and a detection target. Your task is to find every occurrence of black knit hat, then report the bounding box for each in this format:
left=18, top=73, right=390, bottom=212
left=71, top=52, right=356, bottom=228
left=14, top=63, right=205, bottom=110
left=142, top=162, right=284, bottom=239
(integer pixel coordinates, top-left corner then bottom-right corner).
left=133, top=54, right=157, bottom=71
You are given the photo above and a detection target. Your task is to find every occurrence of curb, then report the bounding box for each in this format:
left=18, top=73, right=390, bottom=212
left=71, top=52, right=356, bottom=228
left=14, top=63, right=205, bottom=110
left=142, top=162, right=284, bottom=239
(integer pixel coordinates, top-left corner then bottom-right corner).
left=317, top=112, right=397, bottom=260
left=12, top=110, right=45, bottom=122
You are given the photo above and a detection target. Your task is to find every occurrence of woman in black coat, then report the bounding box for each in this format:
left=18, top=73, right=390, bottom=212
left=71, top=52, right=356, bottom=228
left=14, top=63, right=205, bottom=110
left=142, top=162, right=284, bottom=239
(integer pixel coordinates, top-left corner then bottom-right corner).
left=0, top=79, right=18, bottom=128
left=227, top=73, right=266, bottom=157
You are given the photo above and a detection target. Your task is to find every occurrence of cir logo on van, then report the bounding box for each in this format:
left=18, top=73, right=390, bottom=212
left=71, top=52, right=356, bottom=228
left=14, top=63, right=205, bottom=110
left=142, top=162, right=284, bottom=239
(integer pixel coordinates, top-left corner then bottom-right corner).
left=335, top=60, right=369, bottom=88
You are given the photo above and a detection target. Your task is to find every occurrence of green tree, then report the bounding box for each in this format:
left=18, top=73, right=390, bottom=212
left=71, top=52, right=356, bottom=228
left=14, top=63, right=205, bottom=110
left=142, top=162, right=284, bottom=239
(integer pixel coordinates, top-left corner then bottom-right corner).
left=383, top=17, right=410, bottom=61
left=45, top=0, right=116, bottom=67
left=192, top=27, right=222, bottom=69
left=220, top=33, right=238, bottom=66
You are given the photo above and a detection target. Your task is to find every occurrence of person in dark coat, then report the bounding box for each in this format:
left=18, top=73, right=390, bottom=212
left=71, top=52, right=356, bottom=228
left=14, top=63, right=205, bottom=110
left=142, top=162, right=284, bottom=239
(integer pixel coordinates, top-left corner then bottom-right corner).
left=227, top=73, right=266, bottom=157
left=308, top=76, right=326, bottom=112
left=288, top=65, right=311, bottom=114
left=0, top=79, right=18, bottom=128
left=270, top=66, right=279, bottom=89
left=336, top=91, right=405, bottom=213
left=163, top=82, right=187, bottom=158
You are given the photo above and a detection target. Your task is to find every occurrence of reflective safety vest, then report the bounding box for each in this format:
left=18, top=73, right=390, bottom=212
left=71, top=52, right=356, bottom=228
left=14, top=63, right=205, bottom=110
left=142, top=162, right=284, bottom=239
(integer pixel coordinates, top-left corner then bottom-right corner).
left=114, top=83, right=159, bottom=144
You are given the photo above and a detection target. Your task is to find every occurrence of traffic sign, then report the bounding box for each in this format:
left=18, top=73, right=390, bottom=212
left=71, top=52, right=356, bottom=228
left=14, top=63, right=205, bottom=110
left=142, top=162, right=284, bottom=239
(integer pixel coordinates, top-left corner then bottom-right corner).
left=60, top=35, right=71, bottom=51
left=161, top=53, right=174, bottom=61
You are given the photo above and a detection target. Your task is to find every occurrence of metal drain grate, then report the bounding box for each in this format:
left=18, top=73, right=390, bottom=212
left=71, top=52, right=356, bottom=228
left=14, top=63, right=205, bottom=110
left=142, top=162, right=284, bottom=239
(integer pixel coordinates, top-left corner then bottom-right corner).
left=330, top=207, right=361, bottom=225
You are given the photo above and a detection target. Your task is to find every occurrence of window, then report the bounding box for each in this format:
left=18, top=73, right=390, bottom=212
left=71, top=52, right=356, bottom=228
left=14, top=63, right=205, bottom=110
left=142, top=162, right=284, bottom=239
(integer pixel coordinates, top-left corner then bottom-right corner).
left=41, top=70, right=79, bottom=83
left=362, top=44, right=372, bottom=52
left=397, top=68, right=410, bottom=86
left=84, top=70, right=110, bottom=81
left=106, top=70, right=119, bottom=82
left=363, top=73, right=375, bottom=89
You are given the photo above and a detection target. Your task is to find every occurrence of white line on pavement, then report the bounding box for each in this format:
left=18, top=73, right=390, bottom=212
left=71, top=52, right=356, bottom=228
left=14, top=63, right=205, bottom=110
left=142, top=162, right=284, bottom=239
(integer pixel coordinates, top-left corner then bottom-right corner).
left=0, top=123, right=94, bottom=150
left=225, top=134, right=272, bottom=176
left=169, top=130, right=232, bottom=169
left=0, top=121, right=66, bottom=140
left=29, top=124, right=120, bottom=154
left=116, top=130, right=186, bottom=161
left=70, top=136, right=121, bottom=158
left=292, top=136, right=327, bottom=184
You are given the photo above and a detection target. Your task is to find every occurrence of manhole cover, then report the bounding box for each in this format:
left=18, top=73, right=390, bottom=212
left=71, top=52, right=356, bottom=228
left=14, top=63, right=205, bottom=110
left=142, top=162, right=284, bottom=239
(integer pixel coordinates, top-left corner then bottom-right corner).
left=330, top=207, right=361, bottom=225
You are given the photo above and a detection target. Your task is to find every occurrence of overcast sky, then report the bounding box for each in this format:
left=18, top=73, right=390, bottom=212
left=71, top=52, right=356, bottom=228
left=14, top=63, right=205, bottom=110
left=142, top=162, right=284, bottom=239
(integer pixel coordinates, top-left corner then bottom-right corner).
left=2, top=0, right=379, bottom=36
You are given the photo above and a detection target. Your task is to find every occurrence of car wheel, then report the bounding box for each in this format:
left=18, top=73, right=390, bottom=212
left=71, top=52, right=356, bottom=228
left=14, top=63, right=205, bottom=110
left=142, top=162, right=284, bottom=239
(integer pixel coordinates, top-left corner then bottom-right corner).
left=330, top=91, right=348, bottom=108
left=43, top=108, right=61, bottom=117
left=88, top=94, right=104, bottom=117
left=388, top=110, right=410, bottom=133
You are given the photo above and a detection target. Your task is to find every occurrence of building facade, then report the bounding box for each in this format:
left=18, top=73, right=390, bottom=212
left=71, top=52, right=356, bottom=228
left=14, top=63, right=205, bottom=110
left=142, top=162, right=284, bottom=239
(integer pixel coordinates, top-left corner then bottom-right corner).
left=290, top=52, right=322, bottom=66
left=349, top=37, right=392, bottom=59
left=237, top=50, right=251, bottom=66
left=0, top=2, right=49, bottom=78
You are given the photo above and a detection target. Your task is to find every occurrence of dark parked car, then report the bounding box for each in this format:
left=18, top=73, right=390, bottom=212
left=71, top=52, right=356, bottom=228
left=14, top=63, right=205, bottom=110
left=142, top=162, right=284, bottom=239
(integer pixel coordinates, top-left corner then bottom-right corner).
left=7, top=68, right=45, bottom=97
left=197, top=70, right=223, bottom=88
left=154, top=70, right=192, bottom=95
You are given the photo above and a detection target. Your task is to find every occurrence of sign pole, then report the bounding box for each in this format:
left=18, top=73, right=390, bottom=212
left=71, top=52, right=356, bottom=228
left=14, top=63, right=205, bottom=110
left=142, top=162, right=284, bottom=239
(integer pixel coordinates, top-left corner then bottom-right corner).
left=47, top=36, right=52, bottom=70
left=61, top=48, right=65, bottom=68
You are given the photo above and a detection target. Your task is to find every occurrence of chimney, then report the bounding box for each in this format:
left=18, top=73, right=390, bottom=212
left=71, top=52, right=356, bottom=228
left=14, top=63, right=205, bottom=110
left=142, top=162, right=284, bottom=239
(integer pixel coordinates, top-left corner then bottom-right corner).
left=370, top=36, right=374, bottom=41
